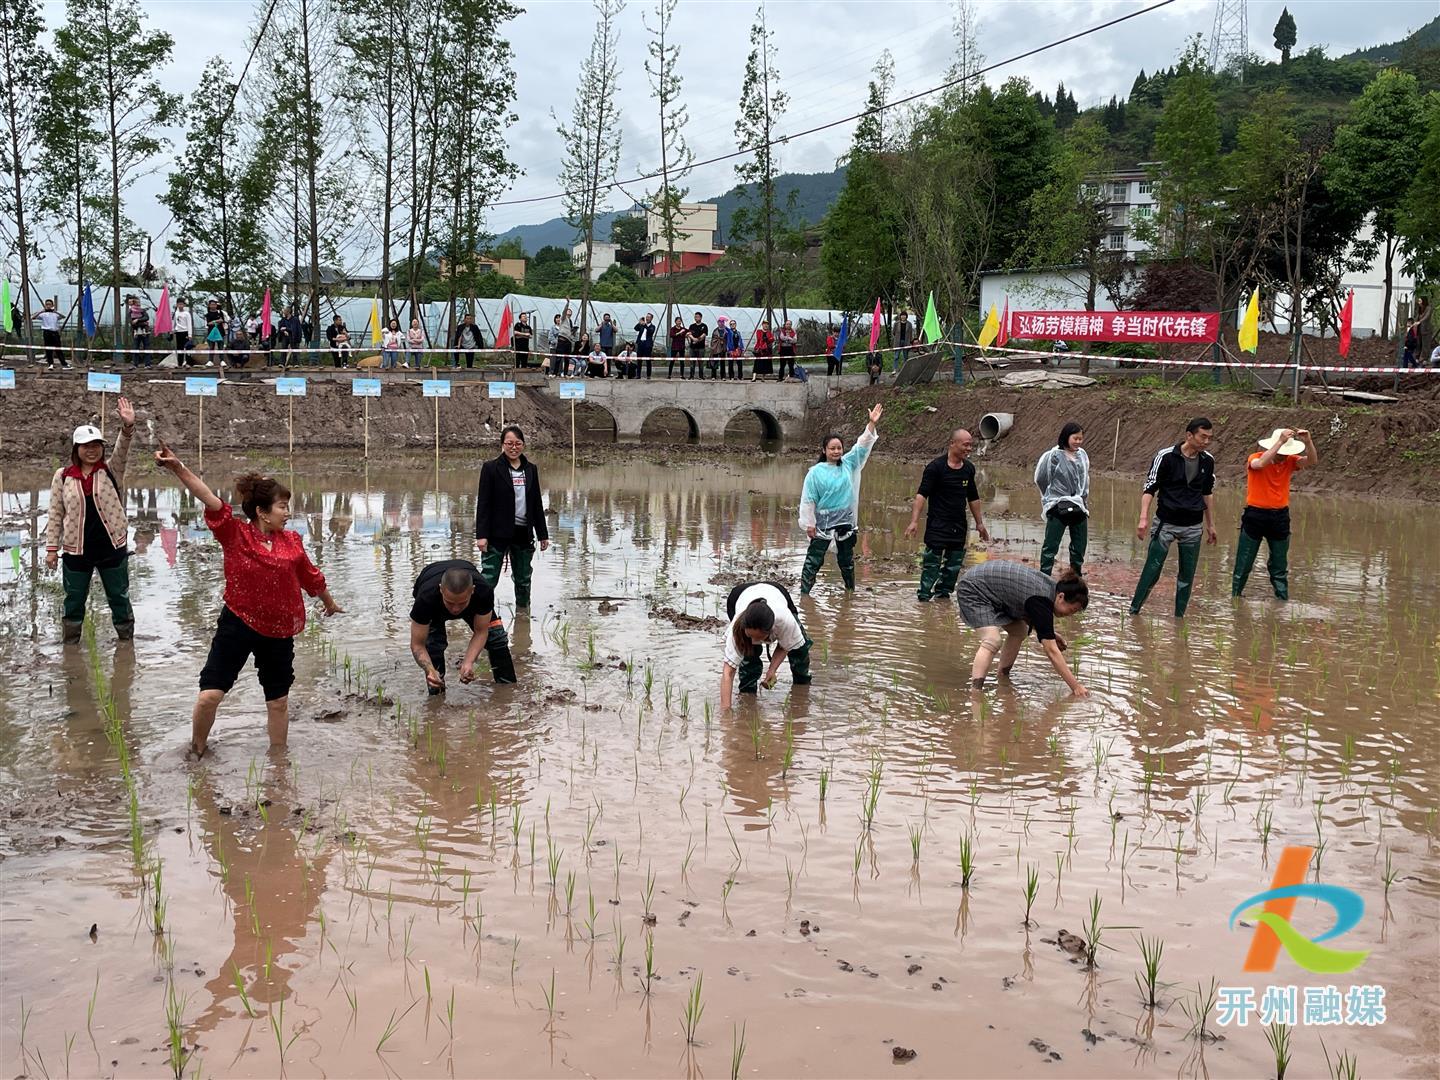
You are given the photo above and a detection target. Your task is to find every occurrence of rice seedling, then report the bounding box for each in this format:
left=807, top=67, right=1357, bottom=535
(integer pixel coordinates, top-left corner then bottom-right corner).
left=1381, top=847, right=1399, bottom=900
left=730, top=1020, right=748, bottom=1080
left=541, top=968, right=557, bottom=1026
left=643, top=932, right=657, bottom=994
left=230, top=963, right=256, bottom=1019
left=818, top=763, right=830, bottom=802
left=680, top=972, right=705, bottom=1045
left=958, top=833, right=976, bottom=888
left=546, top=841, right=563, bottom=890
left=1321, top=1038, right=1360, bottom=1080
left=375, top=1000, right=418, bottom=1053
left=1257, top=806, right=1275, bottom=848
left=1134, top=934, right=1165, bottom=1008
left=861, top=757, right=882, bottom=830
left=1181, top=977, right=1219, bottom=1042
left=440, top=987, right=457, bottom=1041
left=643, top=664, right=654, bottom=698
left=1081, top=891, right=1104, bottom=967
left=781, top=718, right=795, bottom=777
left=269, top=992, right=302, bottom=1066
left=164, top=980, right=190, bottom=1079
left=1263, top=1021, right=1293, bottom=1079
left=87, top=970, right=99, bottom=1035
left=908, top=822, right=922, bottom=864
left=1022, top=864, right=1039, bottom=927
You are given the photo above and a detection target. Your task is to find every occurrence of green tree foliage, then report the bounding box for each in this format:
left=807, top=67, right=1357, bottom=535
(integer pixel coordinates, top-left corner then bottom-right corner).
left=0, top=0, right=50, bottom=329
left=1325, top=68, right=1424, bottom=335
left=1398, top=93, right=1440, bottom=283
left=56, top=0, right=180, bottom=330
left=34, top=48, right=112, bottom=286
left=610, top=215, right=647, bottom=264
left=643, top=0, right=692, bottom=326
left=1148, top=39, right=1221, bottom=259
left=160, top=57, right=275, bottom=312
left=731, top=4, right=791, bottom=318
left=971, top=79, right=1056, bottom=268
left=528, top=245, right=581, bottom=293
left=1274, top=7, right=1297, bottom=65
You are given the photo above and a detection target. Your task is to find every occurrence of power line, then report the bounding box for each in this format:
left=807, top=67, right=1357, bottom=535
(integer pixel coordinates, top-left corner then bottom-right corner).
left=490, top=0, right=1178, bottom=210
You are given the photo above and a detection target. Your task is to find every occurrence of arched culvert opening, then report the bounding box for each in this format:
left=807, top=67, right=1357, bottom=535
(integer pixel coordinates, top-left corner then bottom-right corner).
left=639, top=407, right=700, bottom=443
left=723, top=407, right=782, bottom=444
left=572, top=402, right=618, bottom=442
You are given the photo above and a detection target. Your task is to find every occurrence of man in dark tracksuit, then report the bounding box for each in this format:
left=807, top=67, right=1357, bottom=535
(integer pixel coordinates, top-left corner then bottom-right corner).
left=409, top=560, right=516, bottom=693
left=475, top=425, right=550, bottom=610
left=904, top=428, right=991, bottom=602
left=1130, top=417, right=1218, bottom=618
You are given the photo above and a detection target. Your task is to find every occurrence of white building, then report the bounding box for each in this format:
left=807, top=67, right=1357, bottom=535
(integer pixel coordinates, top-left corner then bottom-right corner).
left=644, top=203, right=723, bottom=276
left=1081, top=164, right=1158, bottom=258
left=572, top=241, right=619, bottom=281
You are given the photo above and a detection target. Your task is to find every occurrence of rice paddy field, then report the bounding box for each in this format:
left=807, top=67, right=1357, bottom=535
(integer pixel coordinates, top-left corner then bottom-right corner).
left=1, top=452, right=1437, bottom=1079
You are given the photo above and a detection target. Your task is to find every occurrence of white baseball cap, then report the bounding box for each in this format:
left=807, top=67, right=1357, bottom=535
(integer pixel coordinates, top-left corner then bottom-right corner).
left=72, top=424, right=104, bottom=445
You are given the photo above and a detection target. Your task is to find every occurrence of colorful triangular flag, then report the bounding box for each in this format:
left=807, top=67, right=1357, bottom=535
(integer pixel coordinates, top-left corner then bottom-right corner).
left=81, top=283, right=96, bottom=338
left=977, top=303, right=1000, bottom=348
left=153, top=283, right=173, bottom=335
left=1, top=279, right=11, bottom=332
left=1337, top=290, right=1354, bottom=358
left=495, top=303, right=514, bottom=349
left=868, top=297, right=882, bottom=353
left=997, top=296, right=1010, bottom=347
left=921, top=291, right=942, bottom=345
left=260, top=288, right=272, bottom=340
left=833, top=314, right=850, bottom=360
left=371, top=298, right=382, bottom=345
left=1238, top=286, right=1260, bottom=354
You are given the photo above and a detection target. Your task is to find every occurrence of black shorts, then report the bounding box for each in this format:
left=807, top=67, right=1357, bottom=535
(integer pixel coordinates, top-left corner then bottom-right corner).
left=1241, top=506, right=1290, bottom=542
left=199, top=606, right=295, bottom=701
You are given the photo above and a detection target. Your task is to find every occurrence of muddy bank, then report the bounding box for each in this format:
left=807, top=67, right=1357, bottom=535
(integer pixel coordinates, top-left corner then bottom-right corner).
left=0, top=373, right=570, bottom=462
left=808, top=380, right=1440, bottom=502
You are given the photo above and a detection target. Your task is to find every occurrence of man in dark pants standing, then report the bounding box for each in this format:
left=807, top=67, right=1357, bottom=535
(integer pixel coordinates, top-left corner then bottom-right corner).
left=904, top=428, right=991, bottom=602
left=408, top=560, right=516, bottom=694
left=633, top=314, right=656, bottom=378
left=1130, top=417, right=1218, bottom=618
left=475, top=425, right=550, bottom=610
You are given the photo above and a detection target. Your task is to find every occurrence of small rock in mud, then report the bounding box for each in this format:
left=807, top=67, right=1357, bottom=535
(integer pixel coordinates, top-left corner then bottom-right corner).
left=1081, top=1029, right=1103, bottom=1046
left=891, top=1046, right=917, bottom=1062
left=838, top=960, right=854, bottom=972
left=1053, top=929, right=1086, bottom=955
left=745, top=929, right=757, bottom=937
left=648, top=605, right=725, bottom=631
left=1028, top=1039, right=1062, bottom=1062
left=88, top=923, right=98, bottom=942
left=642, top=913, right=657, bottom=926
left=677, top=911, right=690, bottom=925
left=727, top=966, right=739, bottom=976
left=583, top=703, right=602, bottom=712
left=218, top=805, right=232, bottom=815
left=120, top=1036, right=139, bottom=1045
left=931, top=982, right=942, bottom=991
left=907, top=964, right=922, bottom=975
left=799, top=919, right=811, bottom=935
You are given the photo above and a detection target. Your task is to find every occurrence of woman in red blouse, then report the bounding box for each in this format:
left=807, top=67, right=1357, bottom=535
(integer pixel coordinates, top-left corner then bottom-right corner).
left=751, top=320, right=775, bottom=379
left=155, top=446, right=341, bottom=756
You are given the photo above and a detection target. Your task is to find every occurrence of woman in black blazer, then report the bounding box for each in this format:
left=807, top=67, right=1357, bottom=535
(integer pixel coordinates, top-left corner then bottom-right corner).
left=475, top=425, right=550, bottom=610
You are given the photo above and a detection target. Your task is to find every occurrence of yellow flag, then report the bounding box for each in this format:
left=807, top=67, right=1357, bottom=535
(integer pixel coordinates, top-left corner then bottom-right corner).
left=1237, top=287, right=1259, bottom=354
left=371, top=298, right=383, bottom=344
left=977, top=303, right=1000, bottom=348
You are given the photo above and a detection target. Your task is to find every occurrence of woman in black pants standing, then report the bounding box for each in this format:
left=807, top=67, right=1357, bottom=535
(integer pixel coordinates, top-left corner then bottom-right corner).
left=776, top=319, right=798, bottom=380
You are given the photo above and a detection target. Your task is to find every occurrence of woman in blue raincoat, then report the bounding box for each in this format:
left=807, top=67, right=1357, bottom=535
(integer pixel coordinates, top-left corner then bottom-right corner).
left=798, top=402, right=883, bottom=594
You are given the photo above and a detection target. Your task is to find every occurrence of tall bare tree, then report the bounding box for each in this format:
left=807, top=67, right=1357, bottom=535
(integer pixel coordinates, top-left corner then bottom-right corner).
left=644, top=0, right=692, bottom=329
left=732, top=3, right=789, bottom=323
left=556, top=0, right=624, bottom=336
left=34, top=49, right=109, bottom=291
left=0, top=0, right=50, bottom=336
left=55, top=0, right=180, bottom=337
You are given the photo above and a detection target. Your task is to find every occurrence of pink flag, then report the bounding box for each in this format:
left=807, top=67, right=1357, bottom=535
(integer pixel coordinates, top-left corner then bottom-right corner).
left=996, top=296, right=1009, bottom=347
left=869, top=297, right=882, bottom=353
left=260, top=288, right=272, bottom=340
left=153, top=283, right=173, bottom=335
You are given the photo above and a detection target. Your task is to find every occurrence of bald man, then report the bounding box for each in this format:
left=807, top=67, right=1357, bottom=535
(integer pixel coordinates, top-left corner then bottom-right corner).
left=904, top=428, right=991, bottom=602
left=408, top=559, right=516, bottom=693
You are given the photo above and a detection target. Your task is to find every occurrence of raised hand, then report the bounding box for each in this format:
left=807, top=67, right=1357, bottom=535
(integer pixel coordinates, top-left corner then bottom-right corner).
left=154, top=443, right=182, bottom=472
left=117, top=396, right=136, bottom=429
left=868, top=402, right=884, bottom=426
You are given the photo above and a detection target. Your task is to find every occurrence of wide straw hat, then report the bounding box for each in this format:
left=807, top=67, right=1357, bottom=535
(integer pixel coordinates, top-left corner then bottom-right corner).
left=1257, top=428, right=1305, bottom=456
left=72, top=424, right=104, bottom=445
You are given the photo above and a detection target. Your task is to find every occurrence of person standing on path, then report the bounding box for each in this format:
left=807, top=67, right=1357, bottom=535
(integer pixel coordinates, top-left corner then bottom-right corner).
left=405, top=317, right=425, bottom=368
left=708, top=320, right=728, bottom=380
left=668, top=316, right=688, bottom=378
left=513, top=313, right=532, bottom=368
left=172, top=300, right=193, bottom=366
left=33, top=298, right=67, bottom=369
left=45, top=397, right=138, bottom=643
left=1034, top=422, right=1091, bottom=576
left=452, top=313, right=483, bottom=369
left=1129, top=417, right=1217, bottom=618
left=775, top=319, right=798, bottom=381
left=634, top=314, right=656, bottom=378
left=892, top=310, right=913, bottom=372
left=597, top=313, right=617, bottom=357
left=408, top=559, right=516, bottom=694
left=799, top=403, right=883, bottom=595
left=475, top=425, right=550, bottom=611
left=956, top=560, right=1089, bottom=695
left=719, top=581, right=812, bottom=711
left=381, top=319, right=402, bottom=369
left=153, top=450, right=343, bottom=756
left=904, top=428, right=990, bottom=602
left=723, top=318, right=745, bottom=380
left=752, top=320, right=775, bottom=379
left=686, top=311, right=708, bottom=379
left=1232, top=427, right=1316, bottom=600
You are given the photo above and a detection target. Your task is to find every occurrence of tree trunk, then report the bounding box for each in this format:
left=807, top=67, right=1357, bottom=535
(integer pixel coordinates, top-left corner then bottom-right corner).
left=104, top=17, right=122, bottom=351
left=299, top=0, right=323, bottom=343
left=1380, top=232, right=1396, bottom=339
left=219, top=138, right=234, bottom=315
left=3, top=70, right=32, bottom=341
left=378, top=14, right=396, bottom=321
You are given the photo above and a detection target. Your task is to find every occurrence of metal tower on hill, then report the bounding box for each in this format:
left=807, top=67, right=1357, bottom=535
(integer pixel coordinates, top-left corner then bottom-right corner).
left=1208, top=0, right=1249, bottom=79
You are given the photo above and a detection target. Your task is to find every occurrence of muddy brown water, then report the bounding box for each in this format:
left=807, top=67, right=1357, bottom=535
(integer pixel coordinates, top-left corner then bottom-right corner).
left=1, top=452, right=1437, bottom=1079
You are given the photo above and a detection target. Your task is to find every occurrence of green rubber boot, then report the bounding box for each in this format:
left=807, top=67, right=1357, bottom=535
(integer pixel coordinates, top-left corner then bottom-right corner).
left=1267, top=537, right=1289, bottom=600
left=1039, top=516, right=1066, bottom=575
left=836, top=534, right=857, bottom=591
left=918, top=546, right=942, bottom=601
left=509, top=544, right=535, bottom=608
left=1129, top=534, right=1169, bottom=615
left=1231, top=530, right=1261, bottom=597
left=799, top=538, right=829, bottom=595
left=1174, top=541, right=1202, bottom=617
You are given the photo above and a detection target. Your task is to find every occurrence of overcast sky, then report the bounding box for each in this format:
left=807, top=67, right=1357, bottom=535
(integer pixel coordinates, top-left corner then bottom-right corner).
left=26, top=0, right=1440, bottom=277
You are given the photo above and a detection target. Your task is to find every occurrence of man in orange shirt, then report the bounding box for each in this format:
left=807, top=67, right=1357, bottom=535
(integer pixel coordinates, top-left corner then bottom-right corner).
left=1232, top=427, right=1317, bottom=600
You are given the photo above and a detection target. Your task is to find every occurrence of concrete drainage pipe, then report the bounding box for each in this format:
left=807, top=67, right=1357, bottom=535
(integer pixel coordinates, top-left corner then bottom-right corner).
left=979, top=412, right=1014, bottom=440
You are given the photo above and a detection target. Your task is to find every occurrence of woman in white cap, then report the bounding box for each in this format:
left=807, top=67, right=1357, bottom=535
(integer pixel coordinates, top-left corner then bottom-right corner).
left=45, top=398, right=137, bottom=643
left=1232, top=427, right=1316, bottom=600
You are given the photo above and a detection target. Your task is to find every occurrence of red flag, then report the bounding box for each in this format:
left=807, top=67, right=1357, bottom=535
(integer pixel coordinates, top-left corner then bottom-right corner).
left=495, top=304, right=514, bottom=349
left=1337, top=290, right=1353, bottom=358
left=868, top=297, right=882, bottom=353
left=153, top=283, right=173, bottom=335
left=260, top=288, right=272, bottom=340
left=996, top=296, right=1010, bottom=347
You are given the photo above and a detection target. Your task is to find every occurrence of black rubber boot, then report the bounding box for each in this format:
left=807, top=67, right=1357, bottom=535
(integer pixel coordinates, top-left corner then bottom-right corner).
left=1267, top=537, right=1290, bottom=600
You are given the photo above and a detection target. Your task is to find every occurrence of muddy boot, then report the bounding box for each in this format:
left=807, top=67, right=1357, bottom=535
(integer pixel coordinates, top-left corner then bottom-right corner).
left=1039, top=515, right=1066, bottom=575
left=934, top=547, right=964, bottom=600
left=787, top=639, right=814, bottom=685
left=1231, top=530, right=1261, bottom=597
left=799, top=537, right=829, bottom=595
left=509, top=544, right=535, bottom=608
left=917, top=546, right=942, bottom=601
left=836, top=534, right=857, bottom=591
left=486, top=622, right=517, bottom=684
left=114, top=621, right=135, bottom=642
left=737, top=654, right=763, bottom=695
left=1174, top=541, right=1201, bottom=618
left=1128, top=534, right=1169, bottom=615
left=1267, top=537, right=1290, bottom=600
left=62, top=618, right=85, bottom=645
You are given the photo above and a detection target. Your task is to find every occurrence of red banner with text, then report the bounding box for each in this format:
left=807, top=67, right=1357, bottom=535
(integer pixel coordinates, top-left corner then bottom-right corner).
left=1009, top=310, right=1220, bottom=344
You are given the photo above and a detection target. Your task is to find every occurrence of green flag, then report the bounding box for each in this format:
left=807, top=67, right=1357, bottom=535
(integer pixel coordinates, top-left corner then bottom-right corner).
left=921, top=291, right=941, bottom=344
left=0, top=280, right=11, bottom=332
left=9, top=547, right=19, bottom=573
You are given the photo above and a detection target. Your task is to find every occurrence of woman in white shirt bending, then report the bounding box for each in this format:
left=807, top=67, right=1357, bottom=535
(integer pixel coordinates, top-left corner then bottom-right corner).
left=720, top=581, right=812, bottom=711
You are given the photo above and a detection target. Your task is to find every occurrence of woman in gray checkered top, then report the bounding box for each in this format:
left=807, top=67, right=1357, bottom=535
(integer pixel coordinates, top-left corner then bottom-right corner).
left=956, top=560, right=1090, bottom=696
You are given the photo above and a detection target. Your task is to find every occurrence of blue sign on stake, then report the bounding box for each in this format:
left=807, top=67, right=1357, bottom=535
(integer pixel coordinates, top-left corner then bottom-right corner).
left=275, top=377, right=307, bottom=397
left=558, top=381, right=587, bottom=400
left=352, top=379, right=382, bottom=398
left=422, top=379, right=452, bottom=398
left=0, top=369, right=15, bottom=390
left=87, top=371, right=122, bottom=393
left=185, top=377, right=219, bottom=397
left=488, top=381, right=516, bottom=399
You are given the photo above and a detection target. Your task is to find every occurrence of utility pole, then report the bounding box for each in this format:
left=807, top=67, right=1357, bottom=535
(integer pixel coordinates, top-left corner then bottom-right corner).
left=1208, top=0, right=1249, bottom=81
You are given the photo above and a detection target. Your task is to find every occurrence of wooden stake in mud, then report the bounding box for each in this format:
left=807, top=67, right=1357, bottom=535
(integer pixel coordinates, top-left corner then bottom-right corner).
left=571, top=401, right=576, bottom=468
left=1112, top=417, right=1121, bottom=470
left=364, top=395, right=369, bottom=459
left=422, top=376, right=451, bottom=476
left=101, top=393, right=106, bottom=439
left=275, top=376, right=306, bottom=458
left=558, top=380, right=585, bottom=469
left=198, top=397, right=204, bottom=471
left=288, top=398, right=294, bottom=457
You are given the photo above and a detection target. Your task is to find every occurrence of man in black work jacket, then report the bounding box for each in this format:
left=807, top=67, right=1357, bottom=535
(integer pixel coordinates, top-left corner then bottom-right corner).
left=475, top=425, right=550, bottom=610
left=1130, top=417, right=1218, bottom=618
